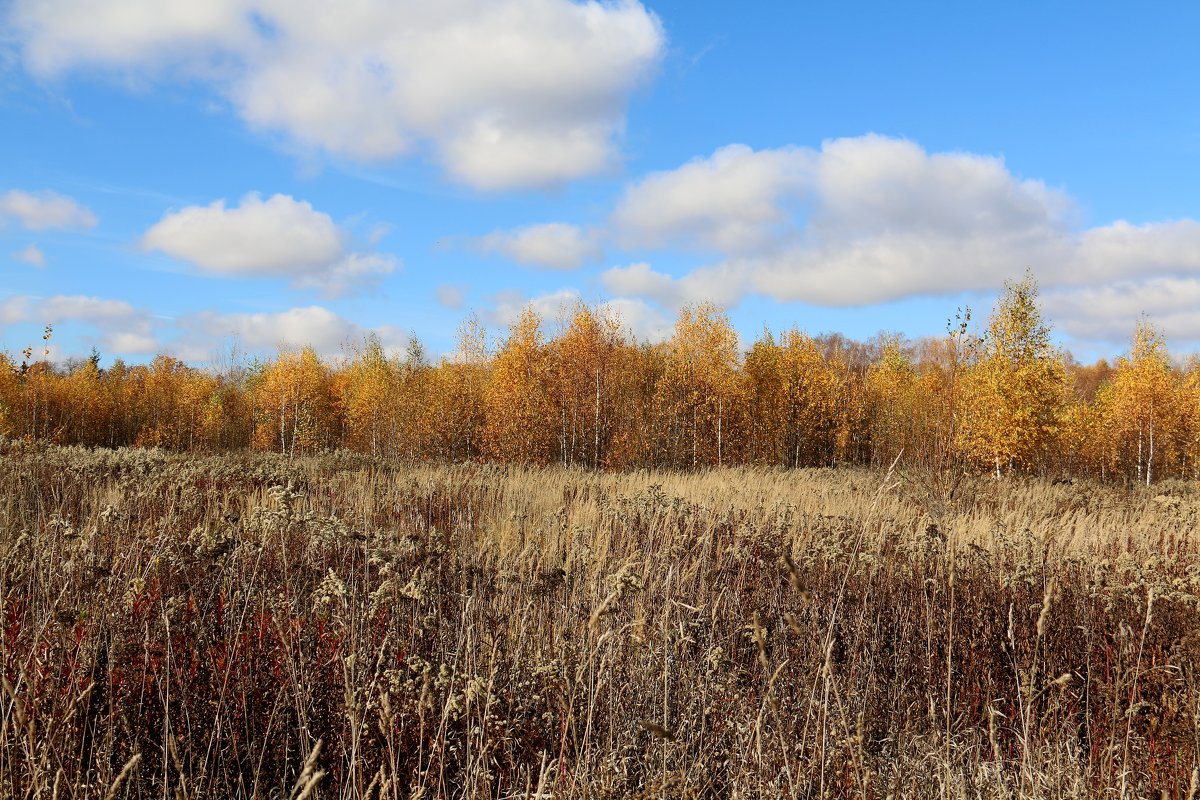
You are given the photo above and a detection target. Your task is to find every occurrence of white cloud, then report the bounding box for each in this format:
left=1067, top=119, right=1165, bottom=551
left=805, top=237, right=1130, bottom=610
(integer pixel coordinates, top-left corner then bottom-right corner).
left=0, top=189, right=98, bottom=230
left=12, top=296, right=411, bottom=361
left=292, top=252, right=399, bottom=296
left=1071, top=220, right=1200, bottom=283
left=11, top=0, right=255, bottom=74
left=601, top=262, right=676, bottom=302
left=439, top=120, right=620, bottom=191
left=180, top=305, right=407, bottom=358
left=746, top=234, right=1065, bottom=306
left=367, top=223, right=391, bottom=245
left=603, top=135, right=1200, bottom=310
left=38, top=294, right=159, bottom=355
left=10, top=244, right=46, bottom=266
left=12, top=0, right=665, bottom=190
left=601, top=261, right=748, bottom=309
left=105, top=331, right=160, bottom=353
left=42, top=295, right=137, bottom=322
left=478, top=223, right=601, bottom=270
left=807, top=135, right=1071, bottom=242
left=482, top=287, right=670, bottom=343
left=1044, top=278, right=1200, bottom=346
left=487, top=288, right=584, bottom=330
left=596, top=296, right=670, bottom=343
left=142, top=192, right=396, bottom=295
left=0, top=296, right=30, bottom=326
left=143, top=193, right=341, bottom=274
left=612, top=144, right=811, bottom=253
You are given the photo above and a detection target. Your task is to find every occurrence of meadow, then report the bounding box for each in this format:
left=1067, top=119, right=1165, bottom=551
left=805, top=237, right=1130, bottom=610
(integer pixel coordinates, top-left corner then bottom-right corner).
left=2, top=441, right=1198, bottom=798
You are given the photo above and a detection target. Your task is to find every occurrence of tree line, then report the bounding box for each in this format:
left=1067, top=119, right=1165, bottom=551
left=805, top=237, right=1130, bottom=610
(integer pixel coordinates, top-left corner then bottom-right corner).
left=2, top=276, right=1197, bottom=484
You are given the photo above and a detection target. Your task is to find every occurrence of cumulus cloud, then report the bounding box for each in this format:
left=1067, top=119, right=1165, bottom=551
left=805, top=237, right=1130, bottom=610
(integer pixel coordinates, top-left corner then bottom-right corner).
left=596, top=296, right=671, bottom=343
left=291, top=252, right=399, bottom=297
left=142, top=192, right=396, bottom=295
left=10, top=244, right=46, bottom=266
left=478, top=223, right=601, bottom=270
left=612, top=144, right=811, bottom=253
left=7, top=295, right=412, bottom=361
left=486, top=288, right=584, bottom=330
left=11, top=0, right=255, bottom=72
left=601, top=135, right=1200, bottom=310
left=143, top=193, right=341, bottom=273
left=0, top=296, right=30, bottom=326
left=38, top=294, right=158, bottom=354
left=807, top=135, right=1071, bottom=242
left=601, top=262, right=676, bottom=303
left=11, top=0, right=665, bottom=189
left=1043, top=278, right=1200, bottom=346
left=601, top=261, right=749, bottom=309
left=1071, top=220, right=1200, bottom=284
left=482, top=286, right=670, bottom=343
left=0, top=189, right=97, bottom=230
left=179, top=305, right=408, bottom=358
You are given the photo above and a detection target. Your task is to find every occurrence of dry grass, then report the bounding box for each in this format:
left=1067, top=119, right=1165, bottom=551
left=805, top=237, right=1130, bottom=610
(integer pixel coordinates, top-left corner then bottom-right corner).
left=1, top=440, right=1199, bottom=798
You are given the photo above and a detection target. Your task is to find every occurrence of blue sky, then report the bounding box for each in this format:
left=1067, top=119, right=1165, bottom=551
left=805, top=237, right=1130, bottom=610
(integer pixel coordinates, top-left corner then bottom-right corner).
left=2, top=0, right=1199, bottom=364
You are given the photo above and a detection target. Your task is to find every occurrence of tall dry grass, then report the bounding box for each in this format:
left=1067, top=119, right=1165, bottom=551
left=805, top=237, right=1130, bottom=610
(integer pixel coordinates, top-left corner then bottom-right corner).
left=1, top=440, right=1199, bottom=798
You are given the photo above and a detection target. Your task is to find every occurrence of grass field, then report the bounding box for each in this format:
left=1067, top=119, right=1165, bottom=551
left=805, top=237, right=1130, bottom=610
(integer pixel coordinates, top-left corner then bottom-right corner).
left=1, top=442, right=1199, bottom=798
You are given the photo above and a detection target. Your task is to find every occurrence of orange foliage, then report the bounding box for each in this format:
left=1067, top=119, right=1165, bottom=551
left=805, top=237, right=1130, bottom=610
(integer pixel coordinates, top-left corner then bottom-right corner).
left=3, top=284, right=1199, bottom=484
left=251, top=348, right=336, bottom=454
left=484, top=308, right=555, bottom=464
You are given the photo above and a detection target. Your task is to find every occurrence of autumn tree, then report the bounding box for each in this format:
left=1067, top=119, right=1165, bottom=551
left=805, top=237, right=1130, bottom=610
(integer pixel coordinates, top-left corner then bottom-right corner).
left=959, top=275, right=1067, bottom=476
left=0, top=353, right=19, bottom=438
left=1094, top=320, right=1188, bottom=485
left=866, top=335, right=918, bottom=467
left=1067, top=357, right=1113, bottom=403
left=550, top=305, right=625, bottom=468
left=199, top=375, right=253, bottom=451
left=250, top=348, right=337, bottom=454
left=743, top=328, right=842, bottom=467
left=429, top=315, right=490, bottom=461
left=93, top=358, right=131, bottom=446
left=1058, top=396, right=1106, bottom=479
left=392, top=339, right=435, bottom=461
left=483, top=307, right=556, bottom=464
left=605, top=340, right=667, bottom=469
left=7, top=327, right=58, bottom=441
left=1182, top=361, right=1200, bottom=479
left=742, top=329, right=785, bottom=465
left=123, top=356, right=219, bottom=450
left=56, top=357, right=115, bottom=446
left=337, top=335, right=399, bottom=457
left=813, top=333, right=875, bottom=464
left=655, top=304, right=742, bottom=469
left=8, top=295, right=1200, bottom=485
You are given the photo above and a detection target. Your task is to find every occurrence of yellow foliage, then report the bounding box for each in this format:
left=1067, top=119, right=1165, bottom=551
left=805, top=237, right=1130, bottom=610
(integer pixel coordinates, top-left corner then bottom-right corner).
left=744, top=328, right=843, bottom=467
left=1093, top=320, right=1188, bottom=484
left=484, top=307, right=556, bottom=464
left=551, top=305, right=626, bottom=468
left=251, top=348, right=336, bottom=454
left=0, top=288, right=1197, bottom=485
left=655, top=304, right=741, bottom=468
left=958, top=275, right=1068, bottom=475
